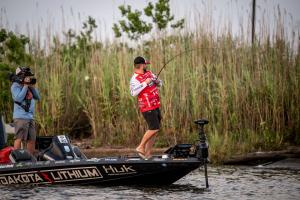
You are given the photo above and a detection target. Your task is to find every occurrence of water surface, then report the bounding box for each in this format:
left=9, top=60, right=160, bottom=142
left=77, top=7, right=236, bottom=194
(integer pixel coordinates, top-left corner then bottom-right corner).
left=1, top=166, right=299, bottom=200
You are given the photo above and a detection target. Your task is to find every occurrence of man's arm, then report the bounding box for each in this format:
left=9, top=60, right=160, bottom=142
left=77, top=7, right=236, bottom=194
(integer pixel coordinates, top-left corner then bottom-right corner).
left=30, top=87, right=41, bottom=100
left=152, top=73, right=163, bottom=87
left=11, top=83, right=28, bottom=102
left=130, top=78, right=147, bottom=96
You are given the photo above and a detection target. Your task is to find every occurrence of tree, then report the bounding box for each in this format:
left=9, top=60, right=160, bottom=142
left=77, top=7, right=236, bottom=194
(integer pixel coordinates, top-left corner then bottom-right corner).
left=113, top=0, right=184, bottom=40
left=0, top=29, right=31, bottom=65
left=0, top=28, right=32, bottom=119
left=61, top=16, right=99, bottom=70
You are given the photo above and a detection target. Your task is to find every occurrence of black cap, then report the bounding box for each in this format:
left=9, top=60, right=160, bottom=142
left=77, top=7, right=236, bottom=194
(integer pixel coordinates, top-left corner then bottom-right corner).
left=134, top=56, right=150, bottom=65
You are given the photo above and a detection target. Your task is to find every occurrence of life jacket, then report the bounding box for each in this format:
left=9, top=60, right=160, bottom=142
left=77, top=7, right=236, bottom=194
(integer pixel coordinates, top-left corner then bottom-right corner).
left=134, top=71, right=160, bottom=112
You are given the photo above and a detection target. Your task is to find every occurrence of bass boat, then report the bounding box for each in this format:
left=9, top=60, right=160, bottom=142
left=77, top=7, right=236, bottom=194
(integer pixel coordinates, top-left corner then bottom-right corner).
left=0, top=117, right=209, bottom=187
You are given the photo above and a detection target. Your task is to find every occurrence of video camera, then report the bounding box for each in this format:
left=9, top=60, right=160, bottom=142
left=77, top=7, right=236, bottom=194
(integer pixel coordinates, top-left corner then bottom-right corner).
left=9, top=67, right=37, bottom=85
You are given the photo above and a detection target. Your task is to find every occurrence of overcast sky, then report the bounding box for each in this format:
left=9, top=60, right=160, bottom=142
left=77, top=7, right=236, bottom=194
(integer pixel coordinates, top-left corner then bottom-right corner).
left=0, top=0, right=299, bottom=43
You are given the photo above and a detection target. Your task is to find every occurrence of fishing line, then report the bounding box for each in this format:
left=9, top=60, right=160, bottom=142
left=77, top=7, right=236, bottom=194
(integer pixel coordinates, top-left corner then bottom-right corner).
left=156, top=46, right=228, bottom=78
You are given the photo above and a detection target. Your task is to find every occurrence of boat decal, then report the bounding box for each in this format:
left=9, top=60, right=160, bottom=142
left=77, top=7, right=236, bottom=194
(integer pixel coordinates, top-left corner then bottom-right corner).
left=152, top=158, right=167, bottom=161
left=40, top=166, right=103, bottom=183
left=102, top=165, right=137, bottom=176
left=126, top=158, right=140, bottom=161
left=54, top=160, right=66, bottom=164
left=57, top=135, right=68, bottom=143
left=15, top=163, right=24, bottom=168
left=0, top=166, right=103, bottom=185
left=38, top=172, right=54, bottom=183
left=0, top=170, right=42, bottom=185
left=35, top=161, right=47, bottom=166
left=0, top=164, right=14, bottom=169
left=87, top=158, right=101, bottom=162
left=104, top=158, right=118, bottom=161
left=69, top=159, right=81, bottom=163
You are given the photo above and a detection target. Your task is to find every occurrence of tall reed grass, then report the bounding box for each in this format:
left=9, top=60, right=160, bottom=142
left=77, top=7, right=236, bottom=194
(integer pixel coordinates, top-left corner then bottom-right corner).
left=2, top=6, right=299, bottom=163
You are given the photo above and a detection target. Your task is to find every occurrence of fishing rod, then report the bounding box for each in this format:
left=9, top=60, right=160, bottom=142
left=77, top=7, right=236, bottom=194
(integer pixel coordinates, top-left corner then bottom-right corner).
left=156, top=47, right=222, bottom=78
left=156, top=48, right=199, bottom=78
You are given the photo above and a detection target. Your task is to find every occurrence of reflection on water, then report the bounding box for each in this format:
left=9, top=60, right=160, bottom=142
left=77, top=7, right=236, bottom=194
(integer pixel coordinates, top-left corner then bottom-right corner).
left=1, top=166, right=300, bottom=200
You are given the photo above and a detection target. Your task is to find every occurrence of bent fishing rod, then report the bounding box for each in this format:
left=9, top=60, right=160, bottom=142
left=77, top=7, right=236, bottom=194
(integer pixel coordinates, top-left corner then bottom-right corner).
left=155, top=46, right=223, bottom=78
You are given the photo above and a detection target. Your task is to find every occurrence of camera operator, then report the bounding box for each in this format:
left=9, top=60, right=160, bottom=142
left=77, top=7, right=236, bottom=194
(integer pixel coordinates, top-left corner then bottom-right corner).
left=10, top=67, right=40, bottom=155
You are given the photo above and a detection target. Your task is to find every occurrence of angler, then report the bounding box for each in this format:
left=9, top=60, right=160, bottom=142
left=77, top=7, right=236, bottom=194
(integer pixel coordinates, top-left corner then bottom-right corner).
left=130, top=56, right=163, bottom=160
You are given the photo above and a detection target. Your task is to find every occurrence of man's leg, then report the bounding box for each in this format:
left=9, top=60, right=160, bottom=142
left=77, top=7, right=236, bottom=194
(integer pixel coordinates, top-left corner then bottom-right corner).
left=145, top=108, right=161, bottom=157
left=13, top=119, right=28, bottom=150
left=136, top=129, right=158, bottom=154
left=145, top=134, right=157, bottom=158
left=27, top=120, right=36, bottom=155
left=14, top=138, right=22, bottom=149
left=27, top=140, right=35, bottom=155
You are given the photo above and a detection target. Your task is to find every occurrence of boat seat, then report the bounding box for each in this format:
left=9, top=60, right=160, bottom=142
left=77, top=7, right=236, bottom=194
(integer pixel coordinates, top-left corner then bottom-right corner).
left=9, top=149, right=37, bottom=163
left=73, top=146, right=87, bottom=159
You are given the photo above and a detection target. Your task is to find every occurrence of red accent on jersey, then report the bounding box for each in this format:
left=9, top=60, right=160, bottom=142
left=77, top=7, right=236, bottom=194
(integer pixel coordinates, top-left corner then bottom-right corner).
left=135, top=71, right=160, bottom=112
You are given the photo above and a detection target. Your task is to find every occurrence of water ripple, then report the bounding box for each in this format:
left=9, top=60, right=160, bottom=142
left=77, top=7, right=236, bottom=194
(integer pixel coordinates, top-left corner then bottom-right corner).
left=1, top=166, right=299, bottom=200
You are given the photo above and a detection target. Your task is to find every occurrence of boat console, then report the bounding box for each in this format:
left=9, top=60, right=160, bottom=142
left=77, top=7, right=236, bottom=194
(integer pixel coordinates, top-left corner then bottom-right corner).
left=37, top=135, right=87, bottom=161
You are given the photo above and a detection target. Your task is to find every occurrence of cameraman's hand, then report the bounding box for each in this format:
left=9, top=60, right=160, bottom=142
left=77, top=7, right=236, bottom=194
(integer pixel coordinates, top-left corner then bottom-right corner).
left=24, top=77, right=31, bottom=85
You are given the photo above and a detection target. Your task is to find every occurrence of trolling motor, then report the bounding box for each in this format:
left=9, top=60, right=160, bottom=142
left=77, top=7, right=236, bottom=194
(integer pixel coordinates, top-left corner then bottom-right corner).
left=164, top=119, right=210, bottom=188
left=194, top=119, right=209, bottom=188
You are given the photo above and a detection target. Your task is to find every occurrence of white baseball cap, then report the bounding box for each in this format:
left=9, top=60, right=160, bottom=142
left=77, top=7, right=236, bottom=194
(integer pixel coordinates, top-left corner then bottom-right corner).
left=15, top=67, right=22, bottom=75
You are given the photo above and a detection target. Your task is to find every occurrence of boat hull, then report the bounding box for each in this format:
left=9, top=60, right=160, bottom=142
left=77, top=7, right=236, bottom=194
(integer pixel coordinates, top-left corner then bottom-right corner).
left=0, top=157, right=203, bottom=186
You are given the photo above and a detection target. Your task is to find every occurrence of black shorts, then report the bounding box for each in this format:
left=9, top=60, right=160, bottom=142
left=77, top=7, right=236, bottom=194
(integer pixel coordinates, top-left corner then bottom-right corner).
left=142, top=108, right=162, bottom=130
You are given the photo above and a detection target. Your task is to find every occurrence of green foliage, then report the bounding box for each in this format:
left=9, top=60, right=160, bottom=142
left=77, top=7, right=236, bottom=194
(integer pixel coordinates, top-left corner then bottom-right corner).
left=0, top=29, right=31, bottom=65
left=0, top=63, right=13, bottom=117
left=34, top=17, right=99, bottom=136
left=63, top=16, right=97, bottom=49
left=61, top=16, right=99, bottom=70
left=113, top=0, right=184, bottom=40
left=0, top=29, right=32, bottom=120
left=113, top=5, right=152, bottom=40
left=144, top=0, right=184, bottom=30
